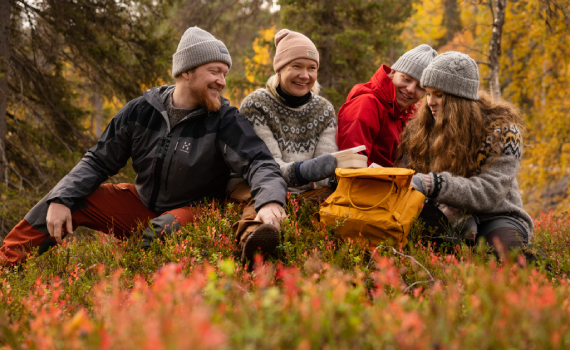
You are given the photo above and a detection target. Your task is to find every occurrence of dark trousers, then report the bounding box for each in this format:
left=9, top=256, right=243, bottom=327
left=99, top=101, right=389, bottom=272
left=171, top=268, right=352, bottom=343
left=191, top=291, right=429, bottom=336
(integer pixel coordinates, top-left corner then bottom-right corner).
left=418, top=204, right=527, bottom=253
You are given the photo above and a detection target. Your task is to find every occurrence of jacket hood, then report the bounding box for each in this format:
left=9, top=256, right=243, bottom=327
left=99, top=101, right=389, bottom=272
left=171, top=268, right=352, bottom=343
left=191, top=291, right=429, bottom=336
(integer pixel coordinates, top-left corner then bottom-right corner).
left=143, top=85, right=172, bottom=113
left=346, top=65, right=417, bottom=119
left=346, top=65, right=394, bottom=104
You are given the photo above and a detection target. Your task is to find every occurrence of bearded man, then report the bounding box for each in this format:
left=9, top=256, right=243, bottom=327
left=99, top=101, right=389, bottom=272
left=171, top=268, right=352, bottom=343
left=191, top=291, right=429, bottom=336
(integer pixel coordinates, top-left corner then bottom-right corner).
left=0, top=27, right=287, bottom=266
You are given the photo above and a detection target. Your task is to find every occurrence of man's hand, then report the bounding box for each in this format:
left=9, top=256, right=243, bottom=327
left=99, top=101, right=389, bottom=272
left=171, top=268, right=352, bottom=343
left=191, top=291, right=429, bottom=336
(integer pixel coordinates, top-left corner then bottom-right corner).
left=255, top=202, right=287, bottom=230
left=46, top=202, right=73, bottom=244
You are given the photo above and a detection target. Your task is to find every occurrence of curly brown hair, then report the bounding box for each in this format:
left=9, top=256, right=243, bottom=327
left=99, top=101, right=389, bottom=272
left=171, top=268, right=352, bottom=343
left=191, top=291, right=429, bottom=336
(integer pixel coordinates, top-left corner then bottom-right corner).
left=397, top=90, right=522, bottom=177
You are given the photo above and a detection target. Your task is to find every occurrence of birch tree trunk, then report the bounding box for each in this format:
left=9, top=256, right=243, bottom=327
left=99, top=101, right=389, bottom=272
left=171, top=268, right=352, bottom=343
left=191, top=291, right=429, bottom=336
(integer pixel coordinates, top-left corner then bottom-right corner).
left=0, top=0, right=10, bottom=184
left=488, top=0, right=506, bottom=99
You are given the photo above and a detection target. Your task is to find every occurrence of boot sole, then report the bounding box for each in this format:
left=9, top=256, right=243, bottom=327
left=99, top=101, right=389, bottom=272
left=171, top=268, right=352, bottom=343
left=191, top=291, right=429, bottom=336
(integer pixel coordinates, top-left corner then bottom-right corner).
left=241, top=224, right=280, bottom=265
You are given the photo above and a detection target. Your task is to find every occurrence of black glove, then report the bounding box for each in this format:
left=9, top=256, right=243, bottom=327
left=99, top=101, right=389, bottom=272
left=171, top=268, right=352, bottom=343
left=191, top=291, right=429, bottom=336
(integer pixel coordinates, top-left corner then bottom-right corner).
left=297, top=154, right=337, bottom=183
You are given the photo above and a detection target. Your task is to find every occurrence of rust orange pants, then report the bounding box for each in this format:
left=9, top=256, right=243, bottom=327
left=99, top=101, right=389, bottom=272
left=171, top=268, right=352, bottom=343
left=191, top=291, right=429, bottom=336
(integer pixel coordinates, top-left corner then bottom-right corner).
left=0, top=183, right=198, bottom=266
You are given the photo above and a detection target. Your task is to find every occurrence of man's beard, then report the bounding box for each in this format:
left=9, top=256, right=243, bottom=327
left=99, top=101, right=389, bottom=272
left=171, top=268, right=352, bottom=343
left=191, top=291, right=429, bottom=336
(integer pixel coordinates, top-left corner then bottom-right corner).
left=192, top=85, right=222, bottom=112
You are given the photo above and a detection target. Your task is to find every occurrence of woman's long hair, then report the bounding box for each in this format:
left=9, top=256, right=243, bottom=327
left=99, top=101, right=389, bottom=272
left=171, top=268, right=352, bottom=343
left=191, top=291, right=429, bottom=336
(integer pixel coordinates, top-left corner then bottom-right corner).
left=265, top=74, right=322, bottom=98
left=397, top=90, right=522, bottom=177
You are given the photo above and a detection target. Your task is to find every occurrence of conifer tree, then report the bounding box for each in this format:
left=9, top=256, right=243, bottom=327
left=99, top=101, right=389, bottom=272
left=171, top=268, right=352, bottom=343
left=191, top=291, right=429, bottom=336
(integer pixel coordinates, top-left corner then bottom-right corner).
left=173, top=0, right=279, bottom=104
left=279, top=0, right=415, bottom=108
left=1, top=0, right=175, bottom=186
left=0, top=0, right=176, bottom=235
left=0, top=0, right=10, bottom=184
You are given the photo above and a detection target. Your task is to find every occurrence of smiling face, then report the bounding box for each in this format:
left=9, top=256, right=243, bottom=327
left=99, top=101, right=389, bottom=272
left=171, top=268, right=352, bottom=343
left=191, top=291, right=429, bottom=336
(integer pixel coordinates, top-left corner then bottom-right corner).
left=183, top=62, right=229, bottom=111
left=425, top=86, right=444, bottom=117
left=388, top=71, right=425, bottom=111
left=278, top=58, right=318, bottom=97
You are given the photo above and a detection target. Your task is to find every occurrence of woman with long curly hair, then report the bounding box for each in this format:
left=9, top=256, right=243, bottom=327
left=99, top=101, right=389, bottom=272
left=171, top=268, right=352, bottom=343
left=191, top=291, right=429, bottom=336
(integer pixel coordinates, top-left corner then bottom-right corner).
left=398, top=51, right=533, bottom=256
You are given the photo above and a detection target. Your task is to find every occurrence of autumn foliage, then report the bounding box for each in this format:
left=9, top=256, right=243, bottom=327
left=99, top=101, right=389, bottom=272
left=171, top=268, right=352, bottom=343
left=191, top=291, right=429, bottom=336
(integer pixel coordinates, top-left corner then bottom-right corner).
left=1, top=0, right=570, bottom=348
left=403, top=0, right=570, bottom=215
left=0, top=197, right=569, bottom=349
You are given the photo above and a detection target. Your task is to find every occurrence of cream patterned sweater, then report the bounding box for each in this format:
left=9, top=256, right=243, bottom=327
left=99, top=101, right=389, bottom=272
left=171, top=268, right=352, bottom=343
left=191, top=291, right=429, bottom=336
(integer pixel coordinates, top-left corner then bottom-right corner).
left=240, top=88, right=338, bottom=192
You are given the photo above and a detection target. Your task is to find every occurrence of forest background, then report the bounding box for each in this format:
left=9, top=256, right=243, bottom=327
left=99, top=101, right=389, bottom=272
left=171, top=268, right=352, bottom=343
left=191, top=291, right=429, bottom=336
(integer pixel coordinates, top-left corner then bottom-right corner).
left=0, top=0, right=569, bottom=237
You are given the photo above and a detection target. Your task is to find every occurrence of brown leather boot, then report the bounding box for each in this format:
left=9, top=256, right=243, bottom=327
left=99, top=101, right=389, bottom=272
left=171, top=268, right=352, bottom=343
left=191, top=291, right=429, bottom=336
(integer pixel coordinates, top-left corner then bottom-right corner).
left=240, top=223, right=280, bottom=265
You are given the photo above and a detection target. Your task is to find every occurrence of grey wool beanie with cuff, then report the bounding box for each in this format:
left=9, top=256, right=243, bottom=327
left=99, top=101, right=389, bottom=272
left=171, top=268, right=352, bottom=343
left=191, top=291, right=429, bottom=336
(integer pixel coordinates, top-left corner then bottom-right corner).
left=391, top=44, right=438, bottom=82
left=420, top=51, right=480, bottom=101
left=172, top=26, right=232, bottom=78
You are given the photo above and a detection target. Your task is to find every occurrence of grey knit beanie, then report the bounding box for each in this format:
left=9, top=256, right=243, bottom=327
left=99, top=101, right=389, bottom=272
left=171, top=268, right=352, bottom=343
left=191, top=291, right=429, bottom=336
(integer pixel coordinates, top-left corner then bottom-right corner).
left=172, top=27, right=232, bottom=78
left=421, top=51, right=480, bottom=100
left=391, top=44, right=438, bottom=82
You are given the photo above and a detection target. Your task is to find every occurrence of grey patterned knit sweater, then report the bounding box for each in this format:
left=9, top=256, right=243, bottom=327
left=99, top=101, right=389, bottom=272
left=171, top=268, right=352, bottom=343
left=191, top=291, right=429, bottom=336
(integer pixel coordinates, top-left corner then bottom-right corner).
left=240, top=88, right=338, bottom=193
left=422, top=123, right=534, bottom=239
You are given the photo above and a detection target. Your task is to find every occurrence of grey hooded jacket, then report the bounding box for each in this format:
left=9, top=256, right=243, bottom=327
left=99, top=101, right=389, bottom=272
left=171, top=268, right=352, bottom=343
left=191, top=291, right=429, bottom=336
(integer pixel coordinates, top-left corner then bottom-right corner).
left=46, top=85, right=287, bottom=212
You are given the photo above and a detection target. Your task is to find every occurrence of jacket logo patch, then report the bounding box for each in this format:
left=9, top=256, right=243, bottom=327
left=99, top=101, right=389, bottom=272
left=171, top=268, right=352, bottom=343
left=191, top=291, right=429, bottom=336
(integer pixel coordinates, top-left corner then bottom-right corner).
left=306, top=50, right=317, bottom=59
left=180, top=142, right=191, bottom=153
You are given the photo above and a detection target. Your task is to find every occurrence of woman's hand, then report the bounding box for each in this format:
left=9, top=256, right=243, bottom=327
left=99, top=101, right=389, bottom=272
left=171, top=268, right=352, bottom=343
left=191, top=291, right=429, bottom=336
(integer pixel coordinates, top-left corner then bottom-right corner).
left=411, top=173, right=432, bottom=196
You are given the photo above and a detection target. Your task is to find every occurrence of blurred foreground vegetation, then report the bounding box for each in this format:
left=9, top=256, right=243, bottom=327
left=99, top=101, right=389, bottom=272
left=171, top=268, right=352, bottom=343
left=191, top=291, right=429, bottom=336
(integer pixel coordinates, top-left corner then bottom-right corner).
left=1, top=2, right=569, bottom=346
left=0, top=196, right=569, bottom=348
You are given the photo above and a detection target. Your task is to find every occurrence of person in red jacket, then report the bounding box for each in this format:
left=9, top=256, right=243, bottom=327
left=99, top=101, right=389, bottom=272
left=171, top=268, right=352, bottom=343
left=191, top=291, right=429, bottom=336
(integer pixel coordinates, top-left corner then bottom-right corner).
left=337, top=45, right=437, bottom=167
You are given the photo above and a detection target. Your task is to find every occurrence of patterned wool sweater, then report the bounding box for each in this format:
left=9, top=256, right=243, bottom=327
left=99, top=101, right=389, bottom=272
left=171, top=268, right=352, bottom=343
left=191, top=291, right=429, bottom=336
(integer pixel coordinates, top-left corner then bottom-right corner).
left=423, top=122, right=534, bottom=238
left=240, top=88, right=338, bottom=192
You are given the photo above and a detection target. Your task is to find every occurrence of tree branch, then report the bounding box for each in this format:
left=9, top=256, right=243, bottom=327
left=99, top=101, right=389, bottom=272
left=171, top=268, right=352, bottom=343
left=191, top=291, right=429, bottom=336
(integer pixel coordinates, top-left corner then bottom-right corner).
left=6, top=137, right=46, bottom=180
left=476, top=61, right=491, bottom=66
left=19, top=99, right=74, bottom=153
left=7, top=162, right=38, bottom=191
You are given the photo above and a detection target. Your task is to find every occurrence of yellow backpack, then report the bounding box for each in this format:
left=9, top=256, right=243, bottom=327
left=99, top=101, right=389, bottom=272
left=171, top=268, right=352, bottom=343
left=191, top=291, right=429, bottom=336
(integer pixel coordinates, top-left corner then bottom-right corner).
left=319, top=168, right=425, bottom=246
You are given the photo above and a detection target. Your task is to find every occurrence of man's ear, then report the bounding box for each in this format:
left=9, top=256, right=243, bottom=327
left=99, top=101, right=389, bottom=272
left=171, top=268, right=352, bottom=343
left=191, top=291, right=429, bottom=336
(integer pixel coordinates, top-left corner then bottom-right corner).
left=174, top=73, right=187, bottom=86
left=387, top=70, right=395, bottom=80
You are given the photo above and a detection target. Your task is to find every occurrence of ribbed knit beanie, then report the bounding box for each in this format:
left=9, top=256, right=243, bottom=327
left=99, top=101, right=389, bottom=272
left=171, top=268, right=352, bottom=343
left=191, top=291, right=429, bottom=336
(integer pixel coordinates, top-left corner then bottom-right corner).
left=172, top=27, right=232, bottom=78
left=421, top=51, right=480, bottom=101
left=391, top=44, right=438, bottom=82
left=274, top=29, right=319, bottom=73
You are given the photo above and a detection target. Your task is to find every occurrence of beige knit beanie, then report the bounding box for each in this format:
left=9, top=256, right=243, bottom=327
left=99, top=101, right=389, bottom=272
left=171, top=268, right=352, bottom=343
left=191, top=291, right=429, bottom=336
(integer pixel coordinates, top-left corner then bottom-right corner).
left=273, top=29, right=319, bottom=73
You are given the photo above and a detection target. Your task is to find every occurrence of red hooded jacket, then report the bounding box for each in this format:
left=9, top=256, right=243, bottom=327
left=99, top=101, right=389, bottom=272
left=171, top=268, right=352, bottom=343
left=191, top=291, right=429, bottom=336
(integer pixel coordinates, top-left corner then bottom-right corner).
left=336, top=65, right=418, bottom=167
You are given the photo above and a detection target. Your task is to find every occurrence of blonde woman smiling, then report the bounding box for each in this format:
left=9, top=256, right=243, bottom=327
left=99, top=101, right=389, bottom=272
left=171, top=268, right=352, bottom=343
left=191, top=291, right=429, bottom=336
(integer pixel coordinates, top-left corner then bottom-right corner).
left=229, top=29, right=338, bottom=264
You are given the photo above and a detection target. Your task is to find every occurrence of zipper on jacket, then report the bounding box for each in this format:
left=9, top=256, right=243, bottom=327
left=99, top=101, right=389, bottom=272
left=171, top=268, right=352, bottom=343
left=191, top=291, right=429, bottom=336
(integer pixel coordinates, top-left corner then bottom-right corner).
left=164, top=141, right=178, bottom=191
left=148, top=132, right=171, bottom=212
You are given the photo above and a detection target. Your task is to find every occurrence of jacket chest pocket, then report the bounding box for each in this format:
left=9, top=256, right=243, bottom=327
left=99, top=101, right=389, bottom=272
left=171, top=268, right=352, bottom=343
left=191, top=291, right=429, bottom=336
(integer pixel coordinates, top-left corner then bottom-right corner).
left=164, top=141, right=192, bottom=191
left=164, top=140, right=216, bottom=191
